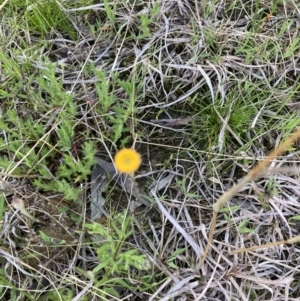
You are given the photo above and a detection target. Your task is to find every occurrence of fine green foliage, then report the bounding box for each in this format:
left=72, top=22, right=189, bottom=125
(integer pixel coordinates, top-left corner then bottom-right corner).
left=93, top=66, right=140, bottom=144
left=83, top=212, right=151, bottom=298
left=0, top=57, right=97, bottom=201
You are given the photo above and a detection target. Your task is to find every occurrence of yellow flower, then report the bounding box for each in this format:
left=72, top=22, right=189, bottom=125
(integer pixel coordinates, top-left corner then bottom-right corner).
left=114, top=148, right=141, bottom=173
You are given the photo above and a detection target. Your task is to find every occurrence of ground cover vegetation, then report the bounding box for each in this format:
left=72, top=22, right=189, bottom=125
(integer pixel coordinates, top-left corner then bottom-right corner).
left=0, top=0, right=300, bottom=300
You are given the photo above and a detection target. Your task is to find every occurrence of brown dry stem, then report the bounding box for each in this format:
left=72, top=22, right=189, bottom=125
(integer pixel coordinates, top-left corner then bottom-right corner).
left=231, top=235, right=300, bottom=254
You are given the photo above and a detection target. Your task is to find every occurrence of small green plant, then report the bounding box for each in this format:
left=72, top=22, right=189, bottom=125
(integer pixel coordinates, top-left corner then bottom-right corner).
left=93, top=66, right=140, bottom=144
left=33, top=141, right=97, bottom=200
left=83, top=212, right=151, bottom=298
left=237, top=218, right=254, bottom=234
left=136, top=2, right=159, bottom=39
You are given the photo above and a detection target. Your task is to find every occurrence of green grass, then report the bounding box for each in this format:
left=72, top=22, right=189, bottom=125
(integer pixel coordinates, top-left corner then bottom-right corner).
left=0, top=0, right=300, bottom=300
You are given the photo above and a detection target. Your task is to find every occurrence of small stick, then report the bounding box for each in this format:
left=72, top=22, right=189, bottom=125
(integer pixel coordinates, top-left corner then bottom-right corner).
left=0, top=0, right=9, bottom=10
left=231, top=235, right=300, bottom=254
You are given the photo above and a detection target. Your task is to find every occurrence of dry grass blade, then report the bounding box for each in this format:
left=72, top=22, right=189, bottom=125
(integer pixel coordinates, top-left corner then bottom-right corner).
left=151, top=188, right=203, bottom=256
left=0, top=0, right=9, bottom=10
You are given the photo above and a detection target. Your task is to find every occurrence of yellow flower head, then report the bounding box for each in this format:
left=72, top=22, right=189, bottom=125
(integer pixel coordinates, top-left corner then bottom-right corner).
left=114, top=148, right=141, bottom=173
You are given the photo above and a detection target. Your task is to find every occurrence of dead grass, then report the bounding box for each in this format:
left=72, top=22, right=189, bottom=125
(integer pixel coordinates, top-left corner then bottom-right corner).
left=0, top=0, right=300, bottom=300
